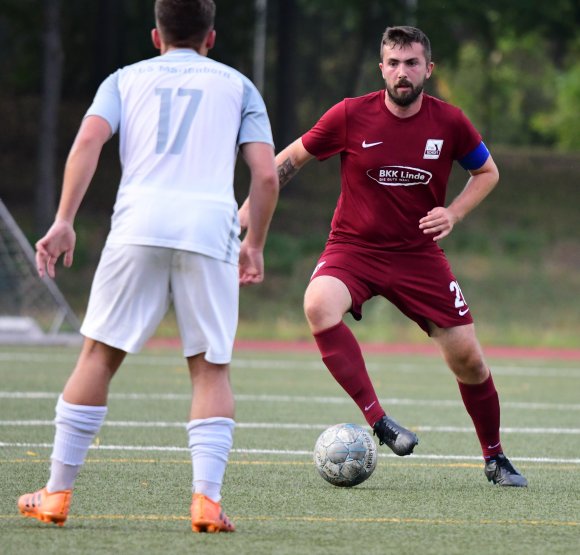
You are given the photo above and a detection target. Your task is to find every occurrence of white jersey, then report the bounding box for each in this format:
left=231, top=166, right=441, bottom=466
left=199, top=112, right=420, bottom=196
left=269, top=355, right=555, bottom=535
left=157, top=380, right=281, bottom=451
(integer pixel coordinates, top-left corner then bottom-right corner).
left=85, top=49, right=274, bottom=264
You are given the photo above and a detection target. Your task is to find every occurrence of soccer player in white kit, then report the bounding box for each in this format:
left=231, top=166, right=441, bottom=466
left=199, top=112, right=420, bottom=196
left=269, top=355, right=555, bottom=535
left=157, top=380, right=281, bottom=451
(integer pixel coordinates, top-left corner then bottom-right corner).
left=18, top=0, right=278, bottom=533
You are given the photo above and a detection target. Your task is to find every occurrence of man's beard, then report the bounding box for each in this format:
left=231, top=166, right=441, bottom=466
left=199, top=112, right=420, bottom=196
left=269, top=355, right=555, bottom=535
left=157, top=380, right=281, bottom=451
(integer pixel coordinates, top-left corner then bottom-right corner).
left=386, top=79, right=424, bottom=107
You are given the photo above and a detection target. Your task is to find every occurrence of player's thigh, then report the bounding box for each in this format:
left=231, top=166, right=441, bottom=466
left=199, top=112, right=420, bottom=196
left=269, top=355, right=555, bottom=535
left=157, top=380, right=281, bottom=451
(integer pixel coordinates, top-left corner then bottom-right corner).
left=305, top=245, right=376, bottom=327
left=387, top=249, right=474, bottom=332
left=170, top=251, right=238, bottom=364
left=81, top=244, right=172, bottom=352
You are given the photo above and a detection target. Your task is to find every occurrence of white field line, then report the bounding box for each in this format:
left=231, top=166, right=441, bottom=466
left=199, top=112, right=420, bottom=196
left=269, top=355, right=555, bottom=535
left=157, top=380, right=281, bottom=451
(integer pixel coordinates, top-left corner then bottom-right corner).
left=0, top=441, right=579, bottom=465
left=1, top=420, right=580, bottom=436
left=1, top=390, right=580, bottom=411
left=1, top=352, right=579, bottom=378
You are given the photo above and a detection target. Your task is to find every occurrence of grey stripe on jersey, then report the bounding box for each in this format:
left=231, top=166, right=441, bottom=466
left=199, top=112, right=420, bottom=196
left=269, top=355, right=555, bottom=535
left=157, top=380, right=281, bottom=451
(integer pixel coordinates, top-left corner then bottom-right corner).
left=224, top=205, right=240, bottom=264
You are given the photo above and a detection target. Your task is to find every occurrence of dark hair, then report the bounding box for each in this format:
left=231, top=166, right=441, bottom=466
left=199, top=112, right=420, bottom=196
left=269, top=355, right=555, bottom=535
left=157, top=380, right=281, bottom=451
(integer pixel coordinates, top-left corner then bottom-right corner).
left=380, top=26, right=431, bottom=64
left=154, top=0, right=216, bottom=49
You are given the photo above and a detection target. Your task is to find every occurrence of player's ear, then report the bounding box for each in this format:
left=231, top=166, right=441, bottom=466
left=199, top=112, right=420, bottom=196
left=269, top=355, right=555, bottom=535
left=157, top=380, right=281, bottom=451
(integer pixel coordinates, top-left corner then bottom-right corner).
left=205, top=29, right=216, bottom=51
left=151, top=28, right=162, bottom=50
left=378, top=62, right=386, bottom=80
left=426, top=61, right=434, bottom=79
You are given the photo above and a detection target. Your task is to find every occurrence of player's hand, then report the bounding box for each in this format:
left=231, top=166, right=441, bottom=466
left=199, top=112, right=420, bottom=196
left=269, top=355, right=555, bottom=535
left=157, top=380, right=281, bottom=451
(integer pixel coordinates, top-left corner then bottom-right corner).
left=238, top=242, right=264, bottom=286
left=35, top=220, right=76, bottom=278
left=238, top=199, right=250, bottom=234
left=419, top=206, right=457, bottom=241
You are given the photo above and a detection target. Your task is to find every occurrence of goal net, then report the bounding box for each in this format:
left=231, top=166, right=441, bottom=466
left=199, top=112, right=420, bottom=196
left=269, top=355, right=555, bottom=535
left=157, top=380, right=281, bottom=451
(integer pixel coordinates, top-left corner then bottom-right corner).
left=0, top=199, right=81, bottom=345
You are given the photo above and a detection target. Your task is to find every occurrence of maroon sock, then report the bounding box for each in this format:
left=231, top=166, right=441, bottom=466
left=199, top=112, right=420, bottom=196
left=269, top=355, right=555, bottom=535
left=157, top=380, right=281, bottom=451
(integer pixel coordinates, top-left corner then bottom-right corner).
left=314, top=322, right=384, bottom=427
left=457, top=373, right=502, bottom=459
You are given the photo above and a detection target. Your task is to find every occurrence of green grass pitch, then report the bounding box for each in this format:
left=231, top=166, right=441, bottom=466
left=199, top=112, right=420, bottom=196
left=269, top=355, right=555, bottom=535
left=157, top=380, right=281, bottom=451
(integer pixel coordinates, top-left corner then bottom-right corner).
left=1, top=345, right=579, bottom=554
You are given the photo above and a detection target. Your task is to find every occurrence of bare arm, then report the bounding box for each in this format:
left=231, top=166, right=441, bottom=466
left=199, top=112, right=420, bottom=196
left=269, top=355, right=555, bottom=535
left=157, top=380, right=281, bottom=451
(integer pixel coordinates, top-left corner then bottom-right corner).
left=36, top=115, right=111, bottom=277
left=419, top=155, right=499, bottom=241
left=238, top=141, right=279, bottom=285
left=238, top=138, right=314, bottom=229
left=275, top=138, right=314, bottom=188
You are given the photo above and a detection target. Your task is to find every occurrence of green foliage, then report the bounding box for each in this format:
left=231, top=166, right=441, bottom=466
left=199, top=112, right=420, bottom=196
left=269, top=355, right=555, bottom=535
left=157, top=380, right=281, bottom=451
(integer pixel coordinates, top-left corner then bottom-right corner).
left=435, top=43, right=486, bottom=124
left=263, top=232, right=315, bottom=274
left=533, top=62, right=580, bottom=150
left=2, top=0, right=580, bottom=150
left=436, top=32, right=557, bottom=146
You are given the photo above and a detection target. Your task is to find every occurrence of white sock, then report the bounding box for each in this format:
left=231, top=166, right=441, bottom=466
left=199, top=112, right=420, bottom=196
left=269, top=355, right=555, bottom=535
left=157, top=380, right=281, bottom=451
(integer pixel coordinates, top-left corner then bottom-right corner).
left=187, top=417, right=235, bottom=503
left=47, top=460, right=82, bottom=492
left=46, top=395, right=107, bottom=493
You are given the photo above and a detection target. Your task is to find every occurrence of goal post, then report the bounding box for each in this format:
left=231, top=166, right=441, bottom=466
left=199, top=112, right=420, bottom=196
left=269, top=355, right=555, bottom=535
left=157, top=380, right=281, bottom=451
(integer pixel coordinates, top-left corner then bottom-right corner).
left=0, top=198, right=81, bottom=345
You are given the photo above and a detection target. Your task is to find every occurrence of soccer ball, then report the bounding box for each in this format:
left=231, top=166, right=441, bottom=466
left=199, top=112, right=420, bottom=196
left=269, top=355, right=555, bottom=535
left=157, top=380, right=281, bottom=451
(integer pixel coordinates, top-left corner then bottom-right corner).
left=314, top=423, right=377, bottom=487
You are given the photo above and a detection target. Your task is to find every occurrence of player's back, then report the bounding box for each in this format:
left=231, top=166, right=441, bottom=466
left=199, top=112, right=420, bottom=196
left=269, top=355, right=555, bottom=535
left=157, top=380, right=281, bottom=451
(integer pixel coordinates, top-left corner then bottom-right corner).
left=117, top=49, right=244, bottom=197
left=92, top=49, right=262, bottom=261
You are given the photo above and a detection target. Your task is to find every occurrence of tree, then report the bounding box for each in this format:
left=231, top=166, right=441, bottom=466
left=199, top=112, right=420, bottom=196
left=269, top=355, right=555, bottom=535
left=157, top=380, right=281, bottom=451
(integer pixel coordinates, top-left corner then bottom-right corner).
left=274, top=0, right=298, bottom=147
left=253, top=0, right=268, bottom=94
left=436, top=32, right=558, bottom=146
left=533, top=61, right=580, bottom=150
left=36, top=0, right=63, bottom=235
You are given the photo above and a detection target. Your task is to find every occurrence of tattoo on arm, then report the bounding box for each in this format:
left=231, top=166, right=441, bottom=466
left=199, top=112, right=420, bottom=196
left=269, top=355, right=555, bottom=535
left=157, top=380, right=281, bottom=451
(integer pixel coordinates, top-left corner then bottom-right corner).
left=277, top=158, right=299, bottom=189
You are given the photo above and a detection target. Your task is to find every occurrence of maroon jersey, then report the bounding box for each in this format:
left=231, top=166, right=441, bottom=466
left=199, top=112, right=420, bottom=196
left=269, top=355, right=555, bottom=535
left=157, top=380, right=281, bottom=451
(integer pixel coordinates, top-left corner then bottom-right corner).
left=302, top=91, right=483, bottom=251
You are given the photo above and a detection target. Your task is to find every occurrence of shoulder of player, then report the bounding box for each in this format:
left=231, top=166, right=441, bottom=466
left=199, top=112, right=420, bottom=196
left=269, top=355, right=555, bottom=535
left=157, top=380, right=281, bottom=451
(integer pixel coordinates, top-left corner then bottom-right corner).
left=423, top=94, right=468, bottom=121
left=339, top=91, right=382, bottom=119
left=117, top=52, right=248, bottom=86
left=343, top=90, right=382, bottom=108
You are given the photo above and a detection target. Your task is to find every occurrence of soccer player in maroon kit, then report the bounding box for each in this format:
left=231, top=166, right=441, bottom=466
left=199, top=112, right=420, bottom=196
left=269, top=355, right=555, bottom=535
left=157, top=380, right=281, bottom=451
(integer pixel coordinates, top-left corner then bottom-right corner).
left=242, top=26, right=527, bottom=486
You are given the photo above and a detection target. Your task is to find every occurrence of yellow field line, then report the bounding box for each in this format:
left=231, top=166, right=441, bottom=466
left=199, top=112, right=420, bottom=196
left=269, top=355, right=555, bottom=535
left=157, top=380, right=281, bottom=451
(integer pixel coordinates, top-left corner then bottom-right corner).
left=1, top=513, right=578, bottom=527
left=3, top=458, right=580, bottom=471
left=237, top=515, right=580, bottom=527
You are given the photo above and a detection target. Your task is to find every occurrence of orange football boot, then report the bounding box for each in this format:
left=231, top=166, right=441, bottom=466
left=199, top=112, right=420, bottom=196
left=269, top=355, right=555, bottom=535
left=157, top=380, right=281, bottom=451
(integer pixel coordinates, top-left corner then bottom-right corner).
left=18, top=487, right=72, bottom=526
left=190, top=493, right=235, bottom=533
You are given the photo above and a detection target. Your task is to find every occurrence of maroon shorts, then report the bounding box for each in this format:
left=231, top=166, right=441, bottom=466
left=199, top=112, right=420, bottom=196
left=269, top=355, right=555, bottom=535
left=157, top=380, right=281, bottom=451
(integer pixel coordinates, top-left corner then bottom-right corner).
left=310, top=243, right=474, bottom=334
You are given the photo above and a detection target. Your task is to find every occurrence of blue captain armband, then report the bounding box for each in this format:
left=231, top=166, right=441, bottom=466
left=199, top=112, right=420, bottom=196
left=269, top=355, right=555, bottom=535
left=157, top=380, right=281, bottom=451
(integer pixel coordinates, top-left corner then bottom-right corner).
left=458, top=141, right=489, bottom=171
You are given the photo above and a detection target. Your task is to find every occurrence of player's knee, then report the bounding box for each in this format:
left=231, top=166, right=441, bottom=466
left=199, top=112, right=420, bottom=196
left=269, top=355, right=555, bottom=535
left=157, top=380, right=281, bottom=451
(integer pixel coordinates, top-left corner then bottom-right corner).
left=448, top=349, right=488, bottom=381
left=303, top=297, right=337, bottom=331
left=303, top=297, right=322, bottom=327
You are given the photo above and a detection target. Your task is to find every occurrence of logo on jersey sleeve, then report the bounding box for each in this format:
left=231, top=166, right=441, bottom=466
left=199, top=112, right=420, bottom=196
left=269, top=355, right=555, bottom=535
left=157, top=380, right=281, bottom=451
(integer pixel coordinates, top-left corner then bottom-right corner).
left=423, top=139, right=444, bottom=159
left=366, top=166, right=432, bottom=187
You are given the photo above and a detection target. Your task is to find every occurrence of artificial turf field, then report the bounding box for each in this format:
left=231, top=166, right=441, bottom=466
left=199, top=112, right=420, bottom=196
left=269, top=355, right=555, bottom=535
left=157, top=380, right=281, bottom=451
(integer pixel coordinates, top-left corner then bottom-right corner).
left=1, top=344, right=579, bottom=554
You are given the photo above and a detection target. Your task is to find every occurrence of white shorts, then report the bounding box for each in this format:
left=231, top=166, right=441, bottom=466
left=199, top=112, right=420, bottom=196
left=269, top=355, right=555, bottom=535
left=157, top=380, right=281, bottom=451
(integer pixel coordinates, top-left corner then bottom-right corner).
left=81, top=243, right=238, bottom=363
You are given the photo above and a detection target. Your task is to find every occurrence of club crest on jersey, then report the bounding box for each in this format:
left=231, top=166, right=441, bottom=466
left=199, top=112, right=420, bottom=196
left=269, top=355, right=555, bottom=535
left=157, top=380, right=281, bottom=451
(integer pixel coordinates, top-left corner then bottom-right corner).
left=423, top=139, right=444, bottom=159
left=367, top=166, right=432, bottom=187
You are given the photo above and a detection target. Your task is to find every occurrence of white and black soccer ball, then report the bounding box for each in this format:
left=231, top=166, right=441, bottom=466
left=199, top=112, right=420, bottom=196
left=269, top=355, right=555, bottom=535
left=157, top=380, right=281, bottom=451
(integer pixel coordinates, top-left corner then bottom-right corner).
left=314, top=423, right=377, bottom=487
